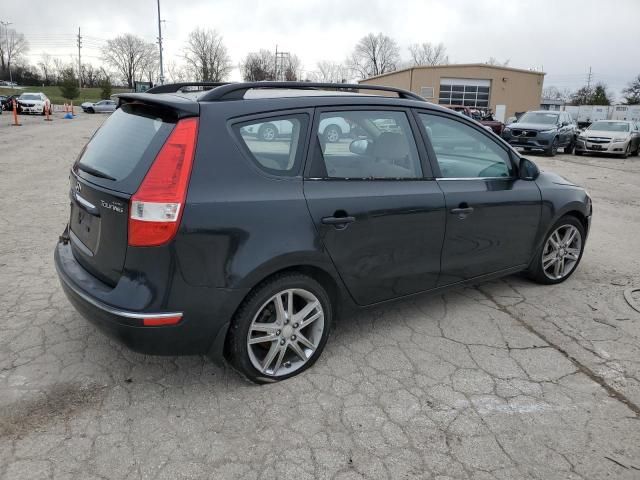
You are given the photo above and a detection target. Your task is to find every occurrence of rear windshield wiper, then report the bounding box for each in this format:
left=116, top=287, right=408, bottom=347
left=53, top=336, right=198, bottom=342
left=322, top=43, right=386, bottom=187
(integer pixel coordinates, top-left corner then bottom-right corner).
left=76, top=163, right=117, bottom=181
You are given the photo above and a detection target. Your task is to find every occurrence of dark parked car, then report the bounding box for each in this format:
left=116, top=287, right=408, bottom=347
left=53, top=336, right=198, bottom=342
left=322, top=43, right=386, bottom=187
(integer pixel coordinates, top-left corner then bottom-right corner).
left=502, top=110, right=577, bottom=156
left=1, top=94, right=21, bottom=112
left=55, top=82, right=592, bottom=383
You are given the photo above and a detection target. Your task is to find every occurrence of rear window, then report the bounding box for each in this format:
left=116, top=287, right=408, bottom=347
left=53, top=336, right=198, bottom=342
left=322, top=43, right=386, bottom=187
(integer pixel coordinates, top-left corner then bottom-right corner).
left=76, top=104, right=175, bottom=191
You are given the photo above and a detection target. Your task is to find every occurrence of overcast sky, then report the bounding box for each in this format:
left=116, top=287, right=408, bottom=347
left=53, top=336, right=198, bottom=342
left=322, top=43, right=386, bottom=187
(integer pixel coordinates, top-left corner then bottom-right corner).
left=3, top=0, right=638, bottom=98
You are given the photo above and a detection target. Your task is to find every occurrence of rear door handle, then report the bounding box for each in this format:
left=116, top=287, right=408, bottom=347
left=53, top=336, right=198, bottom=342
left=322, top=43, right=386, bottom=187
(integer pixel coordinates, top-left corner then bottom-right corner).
left=322, top=215, right=356, bottom=228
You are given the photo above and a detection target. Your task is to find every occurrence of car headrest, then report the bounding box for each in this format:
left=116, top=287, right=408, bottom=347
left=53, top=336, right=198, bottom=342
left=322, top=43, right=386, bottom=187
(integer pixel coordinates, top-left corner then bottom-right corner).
left=372, top=132, right=410, bottom=159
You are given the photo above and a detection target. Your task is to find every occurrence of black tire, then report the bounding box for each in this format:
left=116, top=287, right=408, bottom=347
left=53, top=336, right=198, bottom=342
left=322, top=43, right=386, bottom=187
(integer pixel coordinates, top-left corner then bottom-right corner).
left=87, top=107, right=95, bottom=114
left=323, top=125, right=341, bottom=143
left=545, top=137, right=558, bottom=157
left=258, top=123, right=277, bottom=142
left=527, top=215, right=585, bottom=285
left=574, top=150, right=583, bottom=156
left=523, top=147, right=532, bottom=151
left=634, top=144, right=640, bottom=156
left=564, top=138, right=575, bottom=155
left=621, top=143, right=630, bottom=159
left=226, top=273, right=332, bottom=383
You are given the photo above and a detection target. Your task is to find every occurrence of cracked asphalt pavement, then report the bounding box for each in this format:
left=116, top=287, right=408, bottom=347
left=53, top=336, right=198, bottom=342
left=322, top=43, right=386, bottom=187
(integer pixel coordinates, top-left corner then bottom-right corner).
left=1, top=113, right=640, bottom=479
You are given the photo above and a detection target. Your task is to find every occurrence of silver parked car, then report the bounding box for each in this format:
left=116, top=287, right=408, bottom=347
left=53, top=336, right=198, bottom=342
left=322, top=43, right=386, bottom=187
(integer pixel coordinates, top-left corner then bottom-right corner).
left=575, top=120, right=640, bottom=158
left=81, top=99, right=117, bottom=114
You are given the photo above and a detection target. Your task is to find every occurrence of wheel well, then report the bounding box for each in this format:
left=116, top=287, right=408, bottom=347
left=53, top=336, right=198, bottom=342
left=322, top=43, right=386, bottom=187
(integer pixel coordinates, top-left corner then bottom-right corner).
left=563, top=210, right=588, bottom=232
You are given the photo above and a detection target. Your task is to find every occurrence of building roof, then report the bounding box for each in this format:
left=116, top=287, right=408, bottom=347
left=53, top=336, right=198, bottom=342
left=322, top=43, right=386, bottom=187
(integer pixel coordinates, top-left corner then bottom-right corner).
left=359, top=63, right=546, bottom=83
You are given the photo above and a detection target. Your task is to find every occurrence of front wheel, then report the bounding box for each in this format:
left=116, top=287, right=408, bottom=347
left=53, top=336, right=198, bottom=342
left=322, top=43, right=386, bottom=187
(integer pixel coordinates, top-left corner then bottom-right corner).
left=258, top=123, right=277, bottom=142
left=527, top=216, right=585, bottom=285
left=324, top=125, right=341, bottom=143
left=564, top=138, right=575, bottom=154
left=545, top=137, right=558, bottom=157
left=227, top=273, right=332, bottom=383
left=621, top=143, right=631, bottom=159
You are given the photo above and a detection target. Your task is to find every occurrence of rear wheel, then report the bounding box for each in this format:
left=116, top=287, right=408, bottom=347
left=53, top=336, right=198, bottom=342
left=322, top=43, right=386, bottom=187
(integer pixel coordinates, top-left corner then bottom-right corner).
left=527, top=216, right=585, bottom=285
left=227, top=273, right=332, bottom=383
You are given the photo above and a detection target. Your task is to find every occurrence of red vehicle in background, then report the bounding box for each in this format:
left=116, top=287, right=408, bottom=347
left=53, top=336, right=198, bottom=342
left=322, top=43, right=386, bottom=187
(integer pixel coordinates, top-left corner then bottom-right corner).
left=441, top=105, right=505, bottom=135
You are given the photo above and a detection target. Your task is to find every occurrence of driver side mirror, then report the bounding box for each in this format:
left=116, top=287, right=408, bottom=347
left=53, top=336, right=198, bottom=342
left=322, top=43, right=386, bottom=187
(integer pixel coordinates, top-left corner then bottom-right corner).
left=519, top=157, right=539, bottom=180
left=561, top=121, right=569, bottom=127
left=349, top=139, right=370, bottom=155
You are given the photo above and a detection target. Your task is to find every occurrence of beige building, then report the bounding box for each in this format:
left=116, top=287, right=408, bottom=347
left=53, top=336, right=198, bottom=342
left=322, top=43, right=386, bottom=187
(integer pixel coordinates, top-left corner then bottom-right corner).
left=359, top=64, right=545, bottom=121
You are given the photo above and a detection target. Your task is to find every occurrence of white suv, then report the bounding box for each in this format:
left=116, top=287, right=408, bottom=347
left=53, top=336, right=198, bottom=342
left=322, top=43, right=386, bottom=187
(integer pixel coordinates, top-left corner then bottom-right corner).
left=244, top=116, right=351, bottom=142
left=18, top=92, right=50, bottom=115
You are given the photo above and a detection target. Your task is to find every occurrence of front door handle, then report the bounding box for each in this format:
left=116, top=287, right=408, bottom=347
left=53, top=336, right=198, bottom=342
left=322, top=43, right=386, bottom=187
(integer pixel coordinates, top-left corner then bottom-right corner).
left=450, top=206, right=474, bottom=218
left=322, top=215, right=356, bottom=229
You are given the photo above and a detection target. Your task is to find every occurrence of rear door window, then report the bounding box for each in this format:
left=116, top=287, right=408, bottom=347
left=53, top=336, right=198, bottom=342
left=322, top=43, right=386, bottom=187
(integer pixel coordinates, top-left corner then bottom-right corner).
left=312, top=110, right=422, bottom=179
left=75, top=104, right=176, bottom=192
left=234, top=114, right=308, bottom=176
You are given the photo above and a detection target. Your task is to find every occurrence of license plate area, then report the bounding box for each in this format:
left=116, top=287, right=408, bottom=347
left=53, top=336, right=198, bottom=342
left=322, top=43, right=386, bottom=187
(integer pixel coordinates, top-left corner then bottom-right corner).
left=588, top=144, right=603, bottom=150
left=70, top=203, right=100, bottom=254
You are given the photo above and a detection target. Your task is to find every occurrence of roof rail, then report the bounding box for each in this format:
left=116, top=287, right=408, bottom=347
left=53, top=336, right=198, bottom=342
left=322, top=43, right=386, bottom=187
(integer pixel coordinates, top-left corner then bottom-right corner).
left=199, top=81, right=426, bottom=102
left=146, top=82, right=230, bottom=94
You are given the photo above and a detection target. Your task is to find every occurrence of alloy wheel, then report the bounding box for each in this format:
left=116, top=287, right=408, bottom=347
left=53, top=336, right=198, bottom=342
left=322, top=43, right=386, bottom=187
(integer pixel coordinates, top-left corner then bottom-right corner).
left=542, top=224, right=582, bottom=280
left=326, top=127, right=340, bottom=143
left=247, top=288, right=325, bottom=377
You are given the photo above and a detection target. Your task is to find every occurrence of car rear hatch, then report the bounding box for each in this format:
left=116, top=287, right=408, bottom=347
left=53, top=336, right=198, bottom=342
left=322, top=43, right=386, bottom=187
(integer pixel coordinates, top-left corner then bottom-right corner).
left=68, top=95, right=199, bottom=286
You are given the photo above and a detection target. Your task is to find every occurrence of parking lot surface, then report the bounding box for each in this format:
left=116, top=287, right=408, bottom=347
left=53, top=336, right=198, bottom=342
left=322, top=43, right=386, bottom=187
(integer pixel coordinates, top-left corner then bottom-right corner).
left=1, top=113, right=640, bottom=479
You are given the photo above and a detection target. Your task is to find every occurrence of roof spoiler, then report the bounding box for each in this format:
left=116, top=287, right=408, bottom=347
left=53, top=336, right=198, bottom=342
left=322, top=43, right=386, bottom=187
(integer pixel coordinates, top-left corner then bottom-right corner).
left=114, top=92, right=199, bottom=117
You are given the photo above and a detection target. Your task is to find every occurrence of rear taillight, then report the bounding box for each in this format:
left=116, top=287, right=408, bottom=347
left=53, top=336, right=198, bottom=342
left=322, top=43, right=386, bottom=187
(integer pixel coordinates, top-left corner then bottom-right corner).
left=128, top=117, right=199, bottom=247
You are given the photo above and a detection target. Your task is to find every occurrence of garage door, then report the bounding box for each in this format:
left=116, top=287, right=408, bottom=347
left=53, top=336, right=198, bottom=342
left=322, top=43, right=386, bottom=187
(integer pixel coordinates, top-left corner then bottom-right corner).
left=439, top=78, right=490, bottom=108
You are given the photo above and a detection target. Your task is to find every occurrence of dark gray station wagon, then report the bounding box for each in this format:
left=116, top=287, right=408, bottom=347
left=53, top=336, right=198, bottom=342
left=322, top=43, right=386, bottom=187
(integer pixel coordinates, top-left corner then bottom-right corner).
left=55, top=82, right=592, bottom=382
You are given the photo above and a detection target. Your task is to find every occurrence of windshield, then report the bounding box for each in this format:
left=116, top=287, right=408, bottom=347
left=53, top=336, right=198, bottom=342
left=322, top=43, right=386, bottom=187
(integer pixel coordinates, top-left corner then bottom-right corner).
left=518, top=112, right=559, bottom=125
left=19, top=94, right=41, bottom=101
left=588, top=121, right=629, bottom=132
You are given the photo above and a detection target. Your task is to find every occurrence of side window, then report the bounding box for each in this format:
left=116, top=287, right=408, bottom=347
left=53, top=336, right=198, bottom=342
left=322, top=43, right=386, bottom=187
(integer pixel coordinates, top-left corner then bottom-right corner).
left=419, top=113, right=512, bottom=179
left=313, top=111, right=422, bottom=179
left=235, top=114, right=308, bottom=176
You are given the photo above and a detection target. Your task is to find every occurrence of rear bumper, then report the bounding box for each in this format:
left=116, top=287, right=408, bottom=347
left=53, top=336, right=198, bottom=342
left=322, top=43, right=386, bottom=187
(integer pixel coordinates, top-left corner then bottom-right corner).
left=54, top=238, right=248, bottom=358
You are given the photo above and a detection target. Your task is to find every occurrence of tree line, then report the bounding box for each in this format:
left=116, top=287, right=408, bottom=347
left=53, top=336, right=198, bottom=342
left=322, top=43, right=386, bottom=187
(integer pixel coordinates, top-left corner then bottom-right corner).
left=2, top=26, right=639, bottom=105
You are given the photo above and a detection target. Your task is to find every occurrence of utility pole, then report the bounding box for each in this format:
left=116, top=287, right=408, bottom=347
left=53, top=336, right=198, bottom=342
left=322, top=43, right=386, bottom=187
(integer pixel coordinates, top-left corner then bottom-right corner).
left=586, top=66, right=593, bottom=91
left=77, top=27, right=82, bottom=88
left=156, top=0, right=164, bottom=84
left=274, top=45, right=278, bottom=81
left=274, top=49, right=290, bottom=81
left=0, top=21, right=14, bottom=87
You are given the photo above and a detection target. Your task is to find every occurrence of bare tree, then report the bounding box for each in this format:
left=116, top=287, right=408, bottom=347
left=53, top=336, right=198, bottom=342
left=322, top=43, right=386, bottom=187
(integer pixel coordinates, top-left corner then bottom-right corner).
left=408, top=42, right=449, bottom=66
left=309, top=61, right=347, bottom=83
left=542, top=86, right=571, bottom=102
left=38, top=53, right=55, bottom=85
left=486, top=57, right=510, bottom=67
left=140, top=49, right=160, bottom=84
left=240, top=50, right=275, bottom=81
left=167, top=60, right=188, bottom=84
left=183, top=28, right=232, bottom=82
left=347, top=32, right=400, bottom=79
left=282, top=54, right=302, bottom=81
left=0, top=28, right=29, bottom=75
left=102, top=34, right=156, bottom=88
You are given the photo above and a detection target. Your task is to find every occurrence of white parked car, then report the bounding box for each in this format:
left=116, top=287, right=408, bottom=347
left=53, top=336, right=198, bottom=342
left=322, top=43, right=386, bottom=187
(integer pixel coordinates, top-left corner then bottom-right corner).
left=17, top=92, right=50, bottom=115
left=81, top=99, right=117, bottom=114
left=575, top=120, right=640, bottom=158
left=242, top=117, right=351, bottom=142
